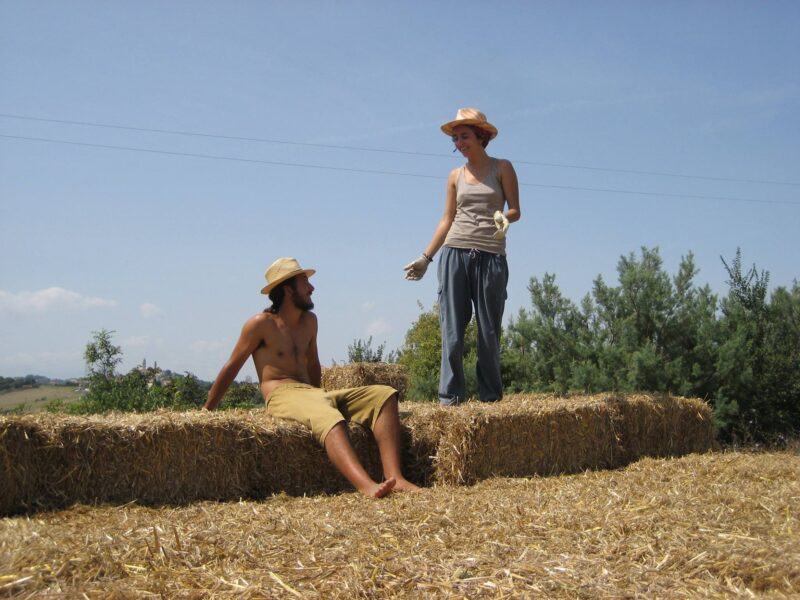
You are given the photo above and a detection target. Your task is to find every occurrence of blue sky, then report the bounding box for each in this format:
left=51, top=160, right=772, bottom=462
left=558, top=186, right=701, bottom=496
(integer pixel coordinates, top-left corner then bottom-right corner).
left=1, top=1, right=798, bottom=381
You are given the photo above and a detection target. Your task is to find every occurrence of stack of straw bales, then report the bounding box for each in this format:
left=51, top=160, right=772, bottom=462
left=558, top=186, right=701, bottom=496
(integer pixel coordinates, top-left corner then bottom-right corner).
left=1, top=363, right=714, bottom=515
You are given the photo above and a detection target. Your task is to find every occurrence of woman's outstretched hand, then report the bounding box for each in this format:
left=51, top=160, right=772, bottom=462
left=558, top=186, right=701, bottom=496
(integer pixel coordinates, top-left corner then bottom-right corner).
left=404, top=254, right=432, bottom=280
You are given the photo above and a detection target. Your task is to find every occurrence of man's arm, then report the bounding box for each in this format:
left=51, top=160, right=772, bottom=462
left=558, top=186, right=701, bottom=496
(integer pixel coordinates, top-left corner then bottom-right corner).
left=203, top=316, right=262, bottom=410
left=306, top=313, right=322, bottom=388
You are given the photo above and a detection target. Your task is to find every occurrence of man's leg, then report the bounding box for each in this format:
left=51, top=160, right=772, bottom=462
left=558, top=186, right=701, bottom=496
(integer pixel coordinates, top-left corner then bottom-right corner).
left=324, top=422, right=396, bottom=498
left=372, top=394, right=420, bottom=492
left=268, top=384, right=395, bottom=498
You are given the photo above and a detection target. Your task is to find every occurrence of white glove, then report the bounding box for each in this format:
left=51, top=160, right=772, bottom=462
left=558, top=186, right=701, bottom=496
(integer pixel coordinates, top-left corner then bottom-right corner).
left=404, top=254, right=432, bottom=280
left=492, top=211, right=509, bottom=240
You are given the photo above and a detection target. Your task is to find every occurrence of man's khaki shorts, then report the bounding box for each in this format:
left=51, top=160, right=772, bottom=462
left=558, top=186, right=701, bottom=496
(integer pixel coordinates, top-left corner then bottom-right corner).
left=265, top=383, right=397, bottom=445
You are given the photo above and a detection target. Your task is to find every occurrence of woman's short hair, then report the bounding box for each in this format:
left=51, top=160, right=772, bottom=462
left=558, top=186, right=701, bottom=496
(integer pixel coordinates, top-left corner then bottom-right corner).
left=468, top=125, right=491, bottom=148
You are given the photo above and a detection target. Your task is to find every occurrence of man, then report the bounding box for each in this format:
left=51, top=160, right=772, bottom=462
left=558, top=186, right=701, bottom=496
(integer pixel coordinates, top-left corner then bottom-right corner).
left=204, top=257, right=419, bottom=498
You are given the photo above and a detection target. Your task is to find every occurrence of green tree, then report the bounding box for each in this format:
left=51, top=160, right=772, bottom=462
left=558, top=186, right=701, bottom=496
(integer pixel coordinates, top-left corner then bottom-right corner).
left=170, top=372, right=206, bottom=409
left=761, top=282, right=800, bottom=437
left=595, top=247, right=675, bottom=392
left=80, top=329, right=124, bottom=411
left=0, top=375, right=40, bottom=393
left=505, top=273, right=590, bottom=393
left=501, top=307, right=538, bottom=393
left=84, top=330, right=122, bottom=388
left=502, top=248, right=719, bottom=398
left=398, top=304, right=441, bottom=401
left=713, top=249, right=800, bottom=441
left=568, top=293, right=613, bottom=393
left=589, top=248, right=719, bottom=396
left=72, top=330, right=213, bottom=413
left=398, top=303, right=478, bottom=401
left=347, top=336, right=396, bottom=363
left=220, top=381, right=262, bottom=409
left=660, top=255, right=719, bottom=399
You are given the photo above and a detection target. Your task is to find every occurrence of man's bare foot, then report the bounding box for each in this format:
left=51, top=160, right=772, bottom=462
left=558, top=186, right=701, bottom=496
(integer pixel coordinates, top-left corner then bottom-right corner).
left=362, top=477, right=396, bottom=498
left=393, top=478, right=422, bottom=492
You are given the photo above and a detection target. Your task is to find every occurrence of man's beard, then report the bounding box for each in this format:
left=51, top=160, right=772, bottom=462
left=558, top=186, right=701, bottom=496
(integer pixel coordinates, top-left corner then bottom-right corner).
left=292, top=295, right=314, bottom=311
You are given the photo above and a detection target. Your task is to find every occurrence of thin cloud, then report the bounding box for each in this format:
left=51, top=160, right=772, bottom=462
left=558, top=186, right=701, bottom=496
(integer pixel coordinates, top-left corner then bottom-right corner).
left=366, top=318, right=391, bottom=337
left=140, top=302, right=164, bottom=318
left=0, top=287, right=116, bottom=314
left=190, top=340, right=228, bottom=354
left=122, top=335, right=164, bottom=348
left=0, top=350, right=81, bottom=370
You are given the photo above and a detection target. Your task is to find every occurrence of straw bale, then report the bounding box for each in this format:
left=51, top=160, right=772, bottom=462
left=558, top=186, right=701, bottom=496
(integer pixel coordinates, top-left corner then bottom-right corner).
left=0, top=419, right=56, bottom=516
left=608, top=392, right=714, bottom=461
left=322, top=362, right=408, bottom=399
left=401, top=392, right=712, bottom=485
left=0, top=411, right=382, bottom=516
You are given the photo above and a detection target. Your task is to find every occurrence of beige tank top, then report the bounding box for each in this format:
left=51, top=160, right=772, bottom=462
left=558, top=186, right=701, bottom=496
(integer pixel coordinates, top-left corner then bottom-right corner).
left=444, top=158, right=507, bottom=255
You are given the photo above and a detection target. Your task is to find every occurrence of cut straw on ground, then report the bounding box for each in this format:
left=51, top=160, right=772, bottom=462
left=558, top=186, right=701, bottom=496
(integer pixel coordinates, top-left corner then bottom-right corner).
left=1, top=451, right=797, bottom=598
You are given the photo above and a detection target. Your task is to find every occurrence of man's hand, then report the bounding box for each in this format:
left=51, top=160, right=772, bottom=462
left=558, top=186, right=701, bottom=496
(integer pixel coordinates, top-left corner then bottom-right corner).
left=492, top=211, right=509, bottom=240
left=404, top=254, right=432, bottom=280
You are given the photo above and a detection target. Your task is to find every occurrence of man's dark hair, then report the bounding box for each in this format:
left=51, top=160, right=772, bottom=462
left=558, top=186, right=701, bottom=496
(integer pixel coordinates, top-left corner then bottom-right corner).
left=266, top=277, right=297, bottom=313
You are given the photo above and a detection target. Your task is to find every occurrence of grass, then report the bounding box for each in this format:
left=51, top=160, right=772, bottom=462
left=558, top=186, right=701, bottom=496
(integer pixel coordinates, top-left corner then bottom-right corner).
left=1, top=450, right=797, bottom=598
left=0, top=385, right=84, bottom=414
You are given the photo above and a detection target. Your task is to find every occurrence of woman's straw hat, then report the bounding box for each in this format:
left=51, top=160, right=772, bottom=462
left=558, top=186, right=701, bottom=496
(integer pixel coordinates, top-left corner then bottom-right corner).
left=440, top=107, right=498, bottom=140
left=261, top=257, right=316, bottom=294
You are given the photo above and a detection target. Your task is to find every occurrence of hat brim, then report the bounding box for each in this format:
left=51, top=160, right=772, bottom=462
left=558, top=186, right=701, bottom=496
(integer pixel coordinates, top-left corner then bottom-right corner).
left=441, top=119, right=498, bottom=140
left=260, top=268, right=316, bottom=295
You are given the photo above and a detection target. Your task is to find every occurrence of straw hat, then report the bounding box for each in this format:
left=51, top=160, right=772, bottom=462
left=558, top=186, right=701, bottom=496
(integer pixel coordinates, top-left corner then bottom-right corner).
left=260, top=257, right=316, bottom=294
left=440, top=107, right=498, bottom=140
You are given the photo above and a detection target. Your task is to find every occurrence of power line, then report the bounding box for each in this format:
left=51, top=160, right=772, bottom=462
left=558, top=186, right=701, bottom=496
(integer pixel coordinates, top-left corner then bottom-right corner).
left=0, top=113, right=441, bottom=157
left=2, top=112, right=798, bottom=187
left=1, top=133, right=798, bottom=206
left=0, top=133, right=443, bottom=180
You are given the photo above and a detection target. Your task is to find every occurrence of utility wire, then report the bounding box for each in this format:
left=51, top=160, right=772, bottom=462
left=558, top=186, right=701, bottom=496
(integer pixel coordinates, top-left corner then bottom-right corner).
left=2, top=133, right=797, bottom=206
left=2, top=112, right=798, bottom=187
left=0, top=133, right=443, bottom=180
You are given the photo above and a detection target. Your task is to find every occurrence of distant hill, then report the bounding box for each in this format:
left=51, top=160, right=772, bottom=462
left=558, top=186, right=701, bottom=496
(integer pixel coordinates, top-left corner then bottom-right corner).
left=1, top=375, right=82, bottom=394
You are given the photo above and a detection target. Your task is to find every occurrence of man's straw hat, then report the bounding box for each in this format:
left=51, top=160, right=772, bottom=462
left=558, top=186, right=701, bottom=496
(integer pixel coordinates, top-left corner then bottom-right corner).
left=261, top=257, right=316, bottom=294
left=440, top=107, right=498, bottom=140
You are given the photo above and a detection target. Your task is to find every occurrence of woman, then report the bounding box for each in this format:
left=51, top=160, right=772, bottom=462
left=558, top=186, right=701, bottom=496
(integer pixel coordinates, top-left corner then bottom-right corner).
left=404, top=108, right=521, bottom=405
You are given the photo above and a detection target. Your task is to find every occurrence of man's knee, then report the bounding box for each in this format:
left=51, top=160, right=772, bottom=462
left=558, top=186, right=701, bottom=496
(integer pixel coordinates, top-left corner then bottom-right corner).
left=374, top=390, right=400, bottom=429
left=376, top=386, right=398, bottom=411
left=319, top=418, right=347, bottom=447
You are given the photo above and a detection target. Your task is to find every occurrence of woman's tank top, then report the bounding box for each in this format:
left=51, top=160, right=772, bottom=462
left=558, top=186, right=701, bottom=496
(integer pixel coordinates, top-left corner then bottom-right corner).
left=444, top=158, right=507, bottom=255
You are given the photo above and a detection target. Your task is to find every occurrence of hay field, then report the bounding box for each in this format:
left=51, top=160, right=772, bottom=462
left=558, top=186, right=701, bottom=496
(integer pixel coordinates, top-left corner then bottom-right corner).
left=2, top=451, right=798, bottom=598
left=0, top=386, right=82, bottom=414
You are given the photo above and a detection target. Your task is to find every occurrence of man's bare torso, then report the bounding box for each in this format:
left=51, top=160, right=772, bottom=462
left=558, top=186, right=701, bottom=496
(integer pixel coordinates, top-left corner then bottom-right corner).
left=250, top=310, right=318, bottom=399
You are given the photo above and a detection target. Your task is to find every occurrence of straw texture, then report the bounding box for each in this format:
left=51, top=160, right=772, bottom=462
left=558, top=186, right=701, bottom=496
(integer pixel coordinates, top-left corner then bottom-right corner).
left=1, top=451, right=797, bottom=598
left=0, top=411, right=381, bottom=516
left=322, top=363, right=408, bottom=400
